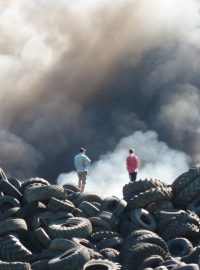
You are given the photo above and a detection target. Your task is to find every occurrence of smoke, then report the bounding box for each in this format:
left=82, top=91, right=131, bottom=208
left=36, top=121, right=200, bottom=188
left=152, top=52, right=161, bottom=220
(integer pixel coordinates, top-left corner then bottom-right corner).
left=0, top=0, right=200, bottom=180
left=57, top=130, right=190, bottom=197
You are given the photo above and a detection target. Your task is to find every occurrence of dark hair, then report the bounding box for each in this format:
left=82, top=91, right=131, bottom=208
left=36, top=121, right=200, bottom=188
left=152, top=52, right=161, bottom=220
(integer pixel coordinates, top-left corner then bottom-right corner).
left=80, top=148, right=86, bottom=153
left=129, top=149, right=134, bottom=154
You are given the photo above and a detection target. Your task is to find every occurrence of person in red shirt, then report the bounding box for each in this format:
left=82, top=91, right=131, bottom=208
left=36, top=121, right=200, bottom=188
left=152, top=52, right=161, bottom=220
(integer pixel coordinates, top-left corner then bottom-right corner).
left=126, top=148, right=140, bottom=182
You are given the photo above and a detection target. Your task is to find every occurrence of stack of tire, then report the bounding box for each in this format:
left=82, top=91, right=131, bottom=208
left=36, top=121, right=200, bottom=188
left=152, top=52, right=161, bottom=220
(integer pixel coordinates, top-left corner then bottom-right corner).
left=0, top=168, right=199, bottom=270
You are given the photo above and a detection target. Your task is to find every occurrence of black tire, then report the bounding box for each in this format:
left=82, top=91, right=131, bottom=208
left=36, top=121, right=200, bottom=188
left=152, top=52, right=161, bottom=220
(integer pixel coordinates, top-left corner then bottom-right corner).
left=24, top=185, right=66, bottom=202
left=31, top=259, right=49, bottom=270
left=119, top=220, right=141, bottom=236
left=90, top=231, right=119, bottom=243
left=123, top=243, right=168, bottom=270
left=83, top=259, right=121, bottom=270
left=0, top=179, right=22, bottom=200
left=63, top=183, right=80, bottom=192
left=182, top=246, right=200, bottom=264
left=89, top=217, right=112, bottom=231
left=161, top=222, right=199, bottom=241
left=128, top=187, right=172, bottom=208
left=48, top=246, right=90, bottom=270
left=15, top=201, right=46, bottom=219
left=48, top=217, right=92, bottom=239
left=0, top=234, right=33, bottom=262
left=101, top=196, right=120, bottom=212
left=72, top=237, right=97, bottom=250
left=138, top=255, right=164, bottom=270
left=0, top=195, right=20, bottom=212
left=0, top=218, right=28, bottom=236
left=1, top=207, right=20, bottom=220
left=0, top=261, right=31, bottom=270
left=123, top=179, right=167, bottom=199
left=173, top=175, right=200, bottom=207
left=130, top=208, right=156, bottom=231
left=100, top=248, right=120, bottom=262
left=187, top=196, right=200, bottom=215
left=21, top=178, right=50, bottom=193
left=98, top=211, right=119, bottom=230
left=47, top=197, right=75, bottom=212
left=49, top=238, right=78, bottom=252
left=146, top=201, right=174, bottom=213
left=124, top=234, right=169, bottom=254
left=96, top=237, right=123, bottom=250
left=8, top=177, right=22, bottom=192
left=173, top=264, right=199, bottom=270
left=113, top=199, right=127, bottom=217
left=79, top=201, right=100, bottom=217
left=172, top=167, right=200, bottom=196
left=34, top=227, right=51, bottom=247
left=167, top=238, right=193, bottom=258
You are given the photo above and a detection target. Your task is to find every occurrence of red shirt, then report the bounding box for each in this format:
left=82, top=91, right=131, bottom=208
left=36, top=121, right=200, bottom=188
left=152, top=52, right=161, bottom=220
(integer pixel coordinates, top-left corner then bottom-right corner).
left=126, top=154, right=139, bottom=173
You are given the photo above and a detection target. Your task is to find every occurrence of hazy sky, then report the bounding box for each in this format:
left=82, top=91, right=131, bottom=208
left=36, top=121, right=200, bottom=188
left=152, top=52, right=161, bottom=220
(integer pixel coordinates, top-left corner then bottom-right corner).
left=0, top=0, right=200, bottom=189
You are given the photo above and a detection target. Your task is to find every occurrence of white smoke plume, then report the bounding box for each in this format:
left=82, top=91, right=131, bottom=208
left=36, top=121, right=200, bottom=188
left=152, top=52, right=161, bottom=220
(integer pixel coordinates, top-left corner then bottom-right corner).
left=57, top=131, right=190, bottom=197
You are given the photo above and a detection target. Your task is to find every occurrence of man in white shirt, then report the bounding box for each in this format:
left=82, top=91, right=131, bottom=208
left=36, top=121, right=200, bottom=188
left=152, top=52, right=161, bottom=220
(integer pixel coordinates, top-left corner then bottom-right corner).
left=74, top=148, right=91, bottom=193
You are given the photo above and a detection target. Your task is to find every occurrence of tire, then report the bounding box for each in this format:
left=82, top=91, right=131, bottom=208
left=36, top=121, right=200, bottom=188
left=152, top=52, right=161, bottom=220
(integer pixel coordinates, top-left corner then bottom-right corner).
left=146, top=201, right=174, bottom=213
left=49, top=238, right=78, bottom=252
left=187, top=196, right=200, bottom=215
left=172, top=167, right=200, bottom=196
left=128, top=187, right=172, bottom=208
left=89, top=217, right=112, bottom=231
left=8, top=178, right=22, bottom=192
left=0, top=261, right=31, bottom=270
left=123, top=243, right=168, bottom=270
left=34, top=227, right=51, bottom=247
left=173, top=264, right=199, bottom=270
left=79, top=201, right=100, bottom=217
left=83, top=259, right=121, bottom=270
left=0, top=195, right=20, bottom=212
left=21, top=178, right=50, bottom=193
left=125, top=234, right=169, bottom=254
left=24, top=185, right=66, bottom=202
left=173, top=176, right=200, bottom=207
left=48, top=246, right=90, bottom=270
left=0, top=234, right=33, bottom=262
left=130, top=208, right=156, bottom=231
left=113, top=199, right=127, bottom=217
left=0, top=179, right=22, bottom=200
left=182, top=246, right=200, bottom=264
left=47, top=197, right=75, bottom=212
left=153, top=209, right=184, bottom=220
left=96, top=237, right=123, bottom=250
left=16, top=201, right=46, bottom=219
left=123, top=179, right=167, bottom=199
left=48, top=217, right=92, bottom=239
left=0, top=218, right=28, bottom=236
left=100, top=248, right=120, bottom=262
left=90, top=231, right=119, bottom=243
left=119, top=220, right=141, bottom=236
left=63, top=183, right=80, bottom=192
left=167, top=238, right=193, bottom=258
left=161, top=222, right=199, bottom=241
left=101, top=196, right=120, bottom=212
left=138, top=255, right=164, bottom=270
left=31, top=259, right=49, bottom=270
left=98, top=211, right=119, bottom=230
left=72, top=237, right=97, bottom=250
left=1, top=207, right=20, bottom=220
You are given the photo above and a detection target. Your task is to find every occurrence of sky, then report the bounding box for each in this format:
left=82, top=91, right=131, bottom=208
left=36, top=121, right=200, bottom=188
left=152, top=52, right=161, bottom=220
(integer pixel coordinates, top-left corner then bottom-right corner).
left=0, top=0, right=200, bottom=195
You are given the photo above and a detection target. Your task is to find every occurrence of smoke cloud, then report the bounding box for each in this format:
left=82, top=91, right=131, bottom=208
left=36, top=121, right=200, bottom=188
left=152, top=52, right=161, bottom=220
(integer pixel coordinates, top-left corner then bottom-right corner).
left=0, top=0, right=199, bottom=180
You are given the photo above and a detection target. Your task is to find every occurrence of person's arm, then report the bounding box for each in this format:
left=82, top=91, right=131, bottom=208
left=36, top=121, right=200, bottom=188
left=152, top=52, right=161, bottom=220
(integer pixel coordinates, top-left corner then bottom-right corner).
left=126, top=157, right=129, bottom=170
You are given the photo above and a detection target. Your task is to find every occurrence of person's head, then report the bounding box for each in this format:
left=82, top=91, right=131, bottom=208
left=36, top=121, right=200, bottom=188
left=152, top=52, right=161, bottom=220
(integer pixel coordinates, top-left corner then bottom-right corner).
left=80, top=147, right=86, bottom=153
left=129, top=148, right=135, bottom=154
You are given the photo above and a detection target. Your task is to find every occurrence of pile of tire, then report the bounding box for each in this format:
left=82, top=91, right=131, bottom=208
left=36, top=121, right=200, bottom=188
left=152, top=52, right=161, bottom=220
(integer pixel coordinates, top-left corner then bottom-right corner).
left=0, top=168, right=199, bottom=270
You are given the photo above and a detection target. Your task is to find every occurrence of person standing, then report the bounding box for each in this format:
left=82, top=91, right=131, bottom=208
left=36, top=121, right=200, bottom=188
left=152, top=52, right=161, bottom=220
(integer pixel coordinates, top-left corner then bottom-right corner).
left=74, top=148, right=91, bottom=193
left=126, top=148, right=140, bottom=182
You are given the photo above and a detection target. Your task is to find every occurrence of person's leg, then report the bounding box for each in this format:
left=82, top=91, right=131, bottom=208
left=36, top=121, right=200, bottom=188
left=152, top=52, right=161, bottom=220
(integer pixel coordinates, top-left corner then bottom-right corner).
left=80, top=173, right=87, bottom=193
left=77, top=173, right=82, bottom=189
left=130, top=172, right=137, bottom=182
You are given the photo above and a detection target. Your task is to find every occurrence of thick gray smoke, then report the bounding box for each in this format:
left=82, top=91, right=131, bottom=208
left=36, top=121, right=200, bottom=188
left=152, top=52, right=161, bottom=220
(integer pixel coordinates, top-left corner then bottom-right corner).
left=0, top=0, right=200, bottom=180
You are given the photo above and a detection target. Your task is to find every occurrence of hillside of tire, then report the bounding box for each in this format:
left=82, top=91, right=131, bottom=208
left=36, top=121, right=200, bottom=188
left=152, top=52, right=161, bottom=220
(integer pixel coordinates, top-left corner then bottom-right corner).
left=0, top=167, right=200, bottom=269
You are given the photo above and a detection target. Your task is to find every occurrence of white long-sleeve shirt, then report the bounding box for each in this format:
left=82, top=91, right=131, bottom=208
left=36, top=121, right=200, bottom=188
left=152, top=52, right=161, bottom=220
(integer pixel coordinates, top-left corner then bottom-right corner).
left=74, top=153, right=91, bottom=173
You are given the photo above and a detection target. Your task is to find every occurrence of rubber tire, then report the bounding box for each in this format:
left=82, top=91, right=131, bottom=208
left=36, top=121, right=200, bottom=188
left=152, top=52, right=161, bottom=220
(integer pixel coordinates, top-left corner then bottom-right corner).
left=83, top=259, right=121, bottom=270
left=167, top=237, right=193, bottom=258
left=130, top=208, right=156, bottom=231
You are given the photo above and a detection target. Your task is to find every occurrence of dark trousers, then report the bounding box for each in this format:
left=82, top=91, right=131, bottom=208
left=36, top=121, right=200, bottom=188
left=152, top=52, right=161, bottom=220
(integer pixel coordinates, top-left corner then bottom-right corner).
left=129, top=172, right=137, bottom=182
